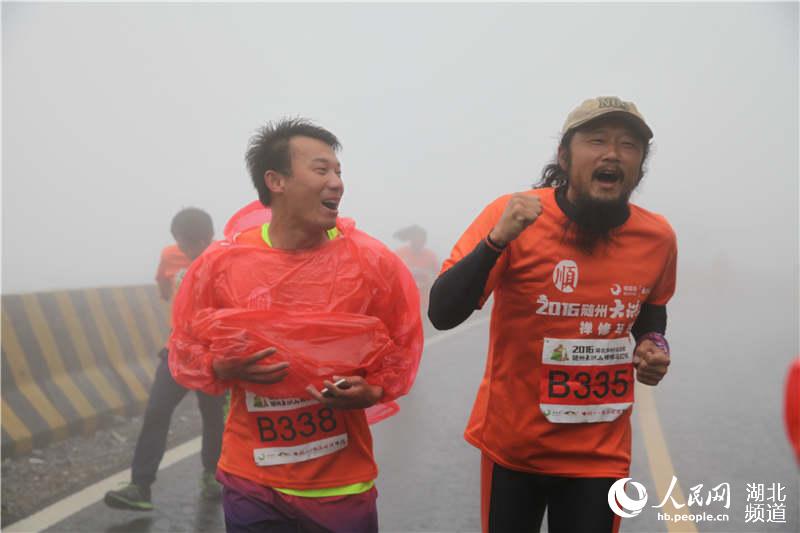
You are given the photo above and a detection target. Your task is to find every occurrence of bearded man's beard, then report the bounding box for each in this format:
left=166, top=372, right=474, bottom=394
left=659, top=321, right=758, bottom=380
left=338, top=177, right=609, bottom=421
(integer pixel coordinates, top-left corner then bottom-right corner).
left=561, top=186, right=631, bottom=255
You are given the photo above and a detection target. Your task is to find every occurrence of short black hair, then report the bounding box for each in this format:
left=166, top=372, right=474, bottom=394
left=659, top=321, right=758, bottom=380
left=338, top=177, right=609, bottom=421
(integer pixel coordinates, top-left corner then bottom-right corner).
left=170, top=207, right=214, bottom=242
left=245, top=118, right=341, bottom=206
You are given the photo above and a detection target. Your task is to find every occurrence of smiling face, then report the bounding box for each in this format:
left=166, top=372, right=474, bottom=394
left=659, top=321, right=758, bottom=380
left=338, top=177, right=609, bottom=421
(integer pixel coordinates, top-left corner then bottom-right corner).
left=266, top=135, right=343, bottom=232
left=560, top=116, right=646, bottom=206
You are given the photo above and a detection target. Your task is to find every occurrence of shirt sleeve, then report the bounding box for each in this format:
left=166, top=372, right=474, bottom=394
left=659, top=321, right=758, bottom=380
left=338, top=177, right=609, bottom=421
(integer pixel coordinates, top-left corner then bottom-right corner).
left=428, top=240, right=503, bottom=330
left=631, top=303, right=667, bottom=339
left=440, top=195, right=512, bottom=307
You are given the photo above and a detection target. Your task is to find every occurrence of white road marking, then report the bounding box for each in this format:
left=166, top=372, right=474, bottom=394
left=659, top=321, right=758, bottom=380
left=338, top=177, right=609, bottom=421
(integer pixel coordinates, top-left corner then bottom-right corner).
left=5, top=437, right=202, bottom=532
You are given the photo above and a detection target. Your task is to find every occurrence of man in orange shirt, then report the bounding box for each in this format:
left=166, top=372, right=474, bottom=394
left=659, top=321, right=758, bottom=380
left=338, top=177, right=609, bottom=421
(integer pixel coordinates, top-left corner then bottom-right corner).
left=168, top=119, right=423, bottom=532
left=430, top=97, right=677, bottom=533
left=105, top=208, right=224, bottom=511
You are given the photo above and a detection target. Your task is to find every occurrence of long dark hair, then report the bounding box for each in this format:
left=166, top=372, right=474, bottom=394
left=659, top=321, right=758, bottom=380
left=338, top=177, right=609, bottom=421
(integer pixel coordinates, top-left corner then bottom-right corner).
left=535, top=131, right=577, bottom=189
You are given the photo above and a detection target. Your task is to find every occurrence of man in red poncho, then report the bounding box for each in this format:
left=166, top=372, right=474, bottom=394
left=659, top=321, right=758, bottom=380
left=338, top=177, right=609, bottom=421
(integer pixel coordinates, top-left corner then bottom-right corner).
left=168, top=119, right=423, bottom=533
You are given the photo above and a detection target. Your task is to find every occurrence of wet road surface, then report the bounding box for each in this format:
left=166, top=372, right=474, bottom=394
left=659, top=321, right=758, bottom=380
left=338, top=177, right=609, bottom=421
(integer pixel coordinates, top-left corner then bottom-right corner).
left=35, top=277, right=800, bottom=532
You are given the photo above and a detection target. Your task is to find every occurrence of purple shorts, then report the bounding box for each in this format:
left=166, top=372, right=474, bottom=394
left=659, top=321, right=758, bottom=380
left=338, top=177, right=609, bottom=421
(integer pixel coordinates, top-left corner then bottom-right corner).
left=219, top=471, right=378, bottom=533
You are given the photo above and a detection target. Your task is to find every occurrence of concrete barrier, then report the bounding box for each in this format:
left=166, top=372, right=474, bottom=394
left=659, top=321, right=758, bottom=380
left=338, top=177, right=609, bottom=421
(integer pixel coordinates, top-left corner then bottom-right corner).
left=1, top=285, right=171, bottom=457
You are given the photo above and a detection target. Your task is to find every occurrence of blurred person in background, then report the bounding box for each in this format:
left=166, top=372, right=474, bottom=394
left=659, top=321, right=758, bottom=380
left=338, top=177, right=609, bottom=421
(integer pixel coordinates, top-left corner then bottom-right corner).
left=393, top=224, right=439, bottom=330
left=155, top=244, right=189, bottom=302
left=104, top=207, right=224, bottom=511
left=169, top=119, right=423, bottom=533
left=429, top=97, right=677, bottom=533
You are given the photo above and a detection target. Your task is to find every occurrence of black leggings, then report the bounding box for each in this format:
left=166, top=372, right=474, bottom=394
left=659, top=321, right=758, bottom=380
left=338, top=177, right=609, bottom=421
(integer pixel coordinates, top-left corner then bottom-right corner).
left=487, top=462, right=618, bottom=533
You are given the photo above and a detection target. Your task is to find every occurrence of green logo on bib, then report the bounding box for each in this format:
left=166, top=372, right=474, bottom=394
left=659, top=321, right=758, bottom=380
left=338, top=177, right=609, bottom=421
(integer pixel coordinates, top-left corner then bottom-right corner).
left=550, top=344, right=568, bottom=361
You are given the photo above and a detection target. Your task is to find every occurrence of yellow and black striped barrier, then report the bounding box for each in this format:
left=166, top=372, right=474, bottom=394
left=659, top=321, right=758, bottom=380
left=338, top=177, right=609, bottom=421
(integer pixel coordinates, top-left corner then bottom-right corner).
left=1, top=285, right=172, bottom=457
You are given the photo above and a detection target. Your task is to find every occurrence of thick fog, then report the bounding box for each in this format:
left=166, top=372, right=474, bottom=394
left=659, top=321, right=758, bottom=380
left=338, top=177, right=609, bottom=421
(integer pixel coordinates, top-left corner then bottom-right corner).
left=2, top=4, right=799, bottom=531
left=3, top=3, right=797, bottom=295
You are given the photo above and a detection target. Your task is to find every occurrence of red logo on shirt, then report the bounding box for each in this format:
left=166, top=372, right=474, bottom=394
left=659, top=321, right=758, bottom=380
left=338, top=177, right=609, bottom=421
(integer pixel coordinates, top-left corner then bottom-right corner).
left=553, top=260, right=579, bottom=293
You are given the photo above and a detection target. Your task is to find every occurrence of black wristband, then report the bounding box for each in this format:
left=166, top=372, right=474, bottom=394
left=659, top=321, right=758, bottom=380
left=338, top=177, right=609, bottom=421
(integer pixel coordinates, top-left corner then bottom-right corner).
left=485, top=233, right=507, bottom=251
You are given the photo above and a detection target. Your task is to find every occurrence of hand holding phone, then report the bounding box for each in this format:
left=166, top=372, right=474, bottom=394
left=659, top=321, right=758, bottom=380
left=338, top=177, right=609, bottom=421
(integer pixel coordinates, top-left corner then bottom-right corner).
left=321, top=378, right=351, bottom=398
left=306, top=376, right=383, bottom=409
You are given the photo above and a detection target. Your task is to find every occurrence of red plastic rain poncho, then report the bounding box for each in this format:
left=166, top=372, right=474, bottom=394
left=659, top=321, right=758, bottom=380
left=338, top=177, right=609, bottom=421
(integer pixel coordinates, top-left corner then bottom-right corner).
left=223, top=200, right=271, bottom=241
left=168, top=217, right=423, bottom=424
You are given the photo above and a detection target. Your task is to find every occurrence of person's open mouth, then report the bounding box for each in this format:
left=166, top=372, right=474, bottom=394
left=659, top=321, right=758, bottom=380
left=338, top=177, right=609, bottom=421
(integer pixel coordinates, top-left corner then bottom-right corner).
left=592, top=168, right=623, bottom=187
left=321, top=198, right=340, bottom=213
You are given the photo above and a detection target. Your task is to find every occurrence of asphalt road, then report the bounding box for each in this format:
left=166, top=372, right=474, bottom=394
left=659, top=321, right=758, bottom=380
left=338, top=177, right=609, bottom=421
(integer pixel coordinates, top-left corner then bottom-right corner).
left=39, top=274, right=800, bottom=532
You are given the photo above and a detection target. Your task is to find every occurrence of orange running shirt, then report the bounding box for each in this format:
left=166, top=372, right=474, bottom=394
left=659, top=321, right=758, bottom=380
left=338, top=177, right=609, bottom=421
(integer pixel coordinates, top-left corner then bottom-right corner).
left=442, top=187, right=677, bottom=478
left=395, top=246, right=439, bottom=284
left=155, top=245, right=191, bottom=301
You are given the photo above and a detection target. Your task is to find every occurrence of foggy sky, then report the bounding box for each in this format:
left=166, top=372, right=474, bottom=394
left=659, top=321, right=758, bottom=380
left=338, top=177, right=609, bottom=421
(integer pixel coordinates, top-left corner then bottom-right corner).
left=2, top=2, right=798, bottom=294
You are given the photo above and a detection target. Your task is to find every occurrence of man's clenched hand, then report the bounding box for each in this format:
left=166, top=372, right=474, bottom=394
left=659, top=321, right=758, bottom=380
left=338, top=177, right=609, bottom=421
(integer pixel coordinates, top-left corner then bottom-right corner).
left=633, top=340, right=670, bottom=386
left=489, top=193, right=542, bottom=246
